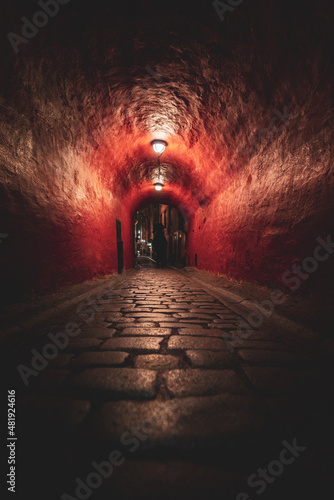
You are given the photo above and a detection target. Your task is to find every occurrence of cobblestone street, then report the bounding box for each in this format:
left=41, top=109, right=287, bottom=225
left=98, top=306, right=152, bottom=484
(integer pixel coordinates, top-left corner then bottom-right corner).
left=2, top=262, right=334, bottom=499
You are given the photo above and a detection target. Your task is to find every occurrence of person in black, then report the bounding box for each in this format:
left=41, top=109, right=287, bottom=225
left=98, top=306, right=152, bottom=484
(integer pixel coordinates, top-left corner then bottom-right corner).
left=153, top=223, right=167, bottom=268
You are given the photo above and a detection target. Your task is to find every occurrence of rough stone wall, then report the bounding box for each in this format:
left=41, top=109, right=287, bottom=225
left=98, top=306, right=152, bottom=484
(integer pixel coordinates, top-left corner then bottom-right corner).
left=187, top=74, right=334, bottom=292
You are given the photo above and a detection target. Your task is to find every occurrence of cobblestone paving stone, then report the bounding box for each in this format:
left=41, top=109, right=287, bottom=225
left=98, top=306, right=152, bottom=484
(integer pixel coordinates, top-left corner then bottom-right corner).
left=6, top=264, right=334, bottom=499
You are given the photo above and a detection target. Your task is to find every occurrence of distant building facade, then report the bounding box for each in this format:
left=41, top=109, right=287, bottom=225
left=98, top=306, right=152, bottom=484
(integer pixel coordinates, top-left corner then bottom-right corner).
left=134, top=203, right=188, bottom=264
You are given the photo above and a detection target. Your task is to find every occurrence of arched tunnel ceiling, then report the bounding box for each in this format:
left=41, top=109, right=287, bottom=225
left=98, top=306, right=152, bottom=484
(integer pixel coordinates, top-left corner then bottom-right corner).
left=2, top=0, right=332, bottom=207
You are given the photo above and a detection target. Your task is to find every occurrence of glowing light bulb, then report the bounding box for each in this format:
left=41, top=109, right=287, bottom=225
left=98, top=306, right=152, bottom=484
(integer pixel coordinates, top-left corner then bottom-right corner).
left=154, top=182, right=164, bottom=191
left=151, top=139, right=168, bottom=154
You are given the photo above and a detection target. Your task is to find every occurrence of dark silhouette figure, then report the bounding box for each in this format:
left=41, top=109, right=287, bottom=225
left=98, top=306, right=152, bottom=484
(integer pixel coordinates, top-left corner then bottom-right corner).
left=153, top=223, right=167, bottom=268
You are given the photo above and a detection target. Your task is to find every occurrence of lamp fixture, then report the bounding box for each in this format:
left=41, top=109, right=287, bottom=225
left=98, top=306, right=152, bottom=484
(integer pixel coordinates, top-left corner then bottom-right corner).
left=151, top=139, right=168, bottom=155
left=151, top=139, right=167, bottom=191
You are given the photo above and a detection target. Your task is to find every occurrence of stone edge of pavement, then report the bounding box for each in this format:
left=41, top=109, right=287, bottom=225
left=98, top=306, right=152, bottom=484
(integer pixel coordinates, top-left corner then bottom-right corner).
left=0, top=269, right=137, bottom=342
left=173, top=267, right=322, bottom=352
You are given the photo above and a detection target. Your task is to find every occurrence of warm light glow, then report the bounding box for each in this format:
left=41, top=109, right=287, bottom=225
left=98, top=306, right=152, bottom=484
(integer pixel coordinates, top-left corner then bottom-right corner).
left=154, top=182, right=164, bottom=191
left=151, top=139, right=168, bottom=154
left=153, top=143, right=165, bottom=154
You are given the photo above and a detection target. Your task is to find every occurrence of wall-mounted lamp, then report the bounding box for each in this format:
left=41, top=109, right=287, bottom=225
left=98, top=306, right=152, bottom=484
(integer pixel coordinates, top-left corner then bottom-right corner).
left=151, top=139, right=168, bottom=155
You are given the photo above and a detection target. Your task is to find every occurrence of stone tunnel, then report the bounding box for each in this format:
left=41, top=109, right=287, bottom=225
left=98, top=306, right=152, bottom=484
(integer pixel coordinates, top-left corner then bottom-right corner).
left=0, top=0, right=333, bottom=499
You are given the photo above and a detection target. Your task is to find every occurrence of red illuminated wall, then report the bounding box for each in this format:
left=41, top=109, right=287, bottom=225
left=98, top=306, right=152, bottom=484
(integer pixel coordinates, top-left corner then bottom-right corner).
left=1, top=0, right=333, bottom=302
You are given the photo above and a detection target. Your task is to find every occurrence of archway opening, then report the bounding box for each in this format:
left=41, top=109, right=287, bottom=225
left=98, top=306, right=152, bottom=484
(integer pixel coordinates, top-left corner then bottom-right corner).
left=133, top=202, right=188, bottom=268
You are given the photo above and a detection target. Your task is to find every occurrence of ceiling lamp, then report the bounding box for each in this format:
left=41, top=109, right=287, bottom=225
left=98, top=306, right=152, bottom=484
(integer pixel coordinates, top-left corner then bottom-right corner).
left=151, top=139, right=168, bottom=155
left=151, top=139, right=167, bottom=191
